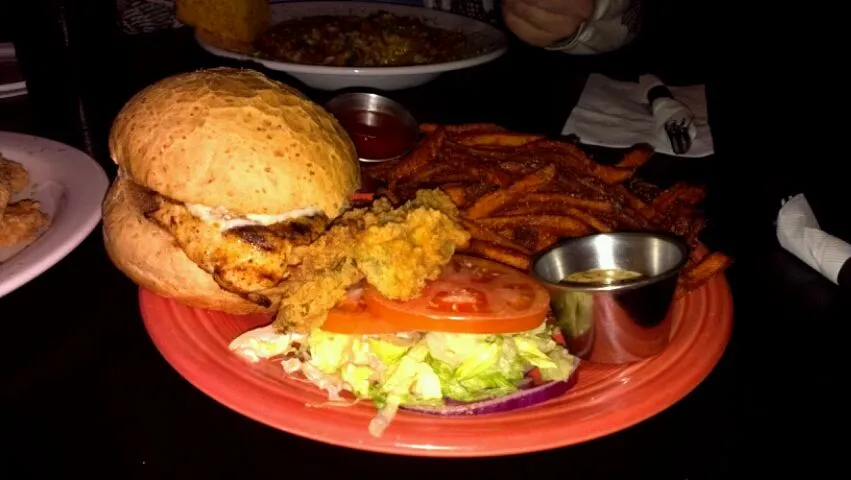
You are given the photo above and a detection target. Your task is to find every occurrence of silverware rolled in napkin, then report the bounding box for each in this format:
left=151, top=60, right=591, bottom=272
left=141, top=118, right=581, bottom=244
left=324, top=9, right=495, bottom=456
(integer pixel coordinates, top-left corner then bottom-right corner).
left=639, top=74, right=696, bottom=156
left=777, top=193, right=851, bottom=292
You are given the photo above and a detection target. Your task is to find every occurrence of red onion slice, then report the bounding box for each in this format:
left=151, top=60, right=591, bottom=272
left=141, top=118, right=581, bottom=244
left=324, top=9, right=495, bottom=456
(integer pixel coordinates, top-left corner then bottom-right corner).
left=400, top=370, right=578, bottom=416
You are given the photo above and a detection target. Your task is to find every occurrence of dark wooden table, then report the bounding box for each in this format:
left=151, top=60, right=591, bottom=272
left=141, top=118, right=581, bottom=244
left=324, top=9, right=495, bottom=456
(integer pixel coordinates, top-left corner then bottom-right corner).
left=1, top=22, right=839, bottom=478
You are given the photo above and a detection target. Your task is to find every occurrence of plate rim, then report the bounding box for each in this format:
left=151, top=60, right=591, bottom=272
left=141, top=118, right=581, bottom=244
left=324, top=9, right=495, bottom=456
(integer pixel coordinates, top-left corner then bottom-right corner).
left=195, top=1, right=509, bottom=76
left=0, top=131, right=109, bottom=298
left=139, top=266, right=733, bottom=457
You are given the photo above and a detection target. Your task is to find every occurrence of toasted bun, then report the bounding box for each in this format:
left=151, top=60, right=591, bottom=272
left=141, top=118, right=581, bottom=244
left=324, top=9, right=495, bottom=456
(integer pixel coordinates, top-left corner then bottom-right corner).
left=102, top=175, right=276, bottom=315
left=108, top=67, right=359, bottom=218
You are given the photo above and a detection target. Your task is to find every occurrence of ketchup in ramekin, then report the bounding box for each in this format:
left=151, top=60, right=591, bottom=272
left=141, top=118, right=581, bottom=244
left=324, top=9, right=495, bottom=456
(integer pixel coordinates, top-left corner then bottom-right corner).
left=326, top=93, right=419, bottom=163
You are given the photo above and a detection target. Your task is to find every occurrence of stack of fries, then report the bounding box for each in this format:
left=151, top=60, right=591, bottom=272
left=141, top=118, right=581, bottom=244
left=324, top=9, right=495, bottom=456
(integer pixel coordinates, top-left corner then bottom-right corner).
left=364, top=123, right=732, bottom=296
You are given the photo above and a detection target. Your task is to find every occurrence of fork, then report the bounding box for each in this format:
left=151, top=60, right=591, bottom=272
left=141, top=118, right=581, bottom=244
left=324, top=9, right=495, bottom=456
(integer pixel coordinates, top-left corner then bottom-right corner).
left=665, top=118, right=692, bottom=155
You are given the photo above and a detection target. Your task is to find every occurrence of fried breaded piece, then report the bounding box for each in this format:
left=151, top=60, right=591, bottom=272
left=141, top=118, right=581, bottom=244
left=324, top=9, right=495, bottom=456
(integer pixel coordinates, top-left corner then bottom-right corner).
left=270, top=189, right=470, bottom=333
left=1, top=155, right=30, bottom=220
left=0, top=184, right=8, bottom=221
left=353, top=190, right=470, bottom=299
left=0, top=200, right=49, bottom=247
left=272, top=257, right=365, bottom=332
left=147, top=196, right=301, bottom=296
left=0, top=155, right=29, bottom=193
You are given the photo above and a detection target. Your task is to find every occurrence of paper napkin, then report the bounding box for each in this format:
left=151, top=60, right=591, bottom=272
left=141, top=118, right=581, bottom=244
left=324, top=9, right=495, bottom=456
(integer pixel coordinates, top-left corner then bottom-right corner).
left=776, top=193, right=851, bottom=285
left=562, top=73, right=714, bottom=157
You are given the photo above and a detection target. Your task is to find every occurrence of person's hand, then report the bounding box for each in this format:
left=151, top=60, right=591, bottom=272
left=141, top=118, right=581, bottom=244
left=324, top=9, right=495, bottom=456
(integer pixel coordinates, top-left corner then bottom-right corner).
left=502, top=0, right=594, bottom=47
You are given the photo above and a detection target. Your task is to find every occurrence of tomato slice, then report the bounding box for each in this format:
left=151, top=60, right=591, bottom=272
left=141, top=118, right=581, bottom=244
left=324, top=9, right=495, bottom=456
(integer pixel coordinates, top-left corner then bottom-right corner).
left=322, top=284, right=403, bottom=335
left=352, top=255, right=550, bottom=334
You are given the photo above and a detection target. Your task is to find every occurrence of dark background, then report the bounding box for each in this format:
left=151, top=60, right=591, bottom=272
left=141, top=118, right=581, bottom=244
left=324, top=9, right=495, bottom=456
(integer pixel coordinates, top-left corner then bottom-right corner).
left=1, top=0, right=839, bottom=476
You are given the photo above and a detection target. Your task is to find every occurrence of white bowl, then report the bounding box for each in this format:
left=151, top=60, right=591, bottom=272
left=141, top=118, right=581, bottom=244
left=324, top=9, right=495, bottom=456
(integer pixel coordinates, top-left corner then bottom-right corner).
left=195, top=1, right=508, bottom=91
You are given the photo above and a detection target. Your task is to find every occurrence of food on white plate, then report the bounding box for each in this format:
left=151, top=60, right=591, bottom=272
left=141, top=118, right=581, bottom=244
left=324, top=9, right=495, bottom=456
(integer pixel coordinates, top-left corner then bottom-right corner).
left=254, top=11, right=470, bottom=67
left=176, top=0, right=270, bottom=54
left=103, top=67, right=578, bottom=437
left=0, top=155, right=50, bottom=249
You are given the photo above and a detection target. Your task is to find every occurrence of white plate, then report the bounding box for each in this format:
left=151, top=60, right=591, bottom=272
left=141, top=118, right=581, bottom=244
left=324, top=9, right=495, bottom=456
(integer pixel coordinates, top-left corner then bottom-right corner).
left=0, top=81, right=26, bottom=94
left=196, top=1, right=508, bottom=91
left=0, top=88, right=27, bottom=100
left=0, top=131, right=109, bottom=298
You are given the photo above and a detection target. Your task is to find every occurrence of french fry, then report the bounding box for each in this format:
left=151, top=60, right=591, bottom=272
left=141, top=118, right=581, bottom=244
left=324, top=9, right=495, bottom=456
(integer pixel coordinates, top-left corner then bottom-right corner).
left=456, top=132, right=545, bottom=148
left=478, top=215, right=593, bottom=237
left=460, top=218, right=532, bottom=255
left=616, top=144, right=654, bottom=169
left=390, top=127, right=446, bottom=183
left=461, top=240, right=531, bottom=271
left=464, top=164, right=556, bottom=219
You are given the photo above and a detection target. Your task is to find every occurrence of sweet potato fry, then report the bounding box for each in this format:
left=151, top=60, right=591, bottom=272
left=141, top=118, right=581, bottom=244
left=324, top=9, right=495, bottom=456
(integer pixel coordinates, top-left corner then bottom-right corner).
left=408, top=163, right=453, bottom=185
left=447, top=142, right=514, bottom=160
left=562, top=208, right=613, bottom=232
left=653, top=182, right=707, bottom=212
left=456, top=132, right=545, bottom=148
left=614, top=185, right=657, bottom=220
left=444, top=123, right=507, bottom=135
left=626, top=178, right=662, bottom=204
left=439, top=183, right=469, bottom=207
left=376, top=187, right=400, bottom=205
left=367, top=123, right=727, bottom=287
left=464, top=164, right=556, bottom=219
left=533, top=231, right=560, bottom=251
left=390, top=127, right=446, bottom=183
left=681, top=252, right=733, bottom=286
left=429, top=166, right=512, bottom=187
left=478, top=215, right=592, bottom=237
left=616, top=144, right=654, bottom=169
left=595, top=167, right=636, bottom=184
left=612, top=207, right=652, bottom=230
left=516, top=193, right=615, bottom=213
left=685, top=216, right=706, bottom=247
left=528, top=141, right=635, bottom=184
left=461, top=240, right=531, bottom=271
left=419, top=123, right=439, bottom=134
left=460, top=218, right=532, bottom=255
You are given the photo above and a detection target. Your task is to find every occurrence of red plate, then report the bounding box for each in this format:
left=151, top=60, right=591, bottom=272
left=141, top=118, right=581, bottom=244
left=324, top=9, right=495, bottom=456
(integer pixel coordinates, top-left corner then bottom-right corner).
left=140, top=273, right=732, bottom=457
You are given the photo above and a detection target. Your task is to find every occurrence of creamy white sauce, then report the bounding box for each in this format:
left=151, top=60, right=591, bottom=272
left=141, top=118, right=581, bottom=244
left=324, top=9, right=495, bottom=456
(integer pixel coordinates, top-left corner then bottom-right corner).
left=185, top=203, right=320, bottom=231
left=228, top=324, right=306, bottom=363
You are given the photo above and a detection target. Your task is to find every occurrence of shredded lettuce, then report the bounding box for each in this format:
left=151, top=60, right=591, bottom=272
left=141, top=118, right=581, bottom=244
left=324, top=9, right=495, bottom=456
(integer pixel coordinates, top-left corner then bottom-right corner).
left=230, top=323, right=578, bottom=438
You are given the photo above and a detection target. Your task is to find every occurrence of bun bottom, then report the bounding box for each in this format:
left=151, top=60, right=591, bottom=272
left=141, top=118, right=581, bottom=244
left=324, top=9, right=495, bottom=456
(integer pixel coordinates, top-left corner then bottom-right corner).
left=102, top=175, right=276, bottom=315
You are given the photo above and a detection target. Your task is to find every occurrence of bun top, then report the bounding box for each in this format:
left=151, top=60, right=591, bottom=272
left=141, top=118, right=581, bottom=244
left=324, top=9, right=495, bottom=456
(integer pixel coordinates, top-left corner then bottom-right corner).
left=108, top=67, right=360, bottom=217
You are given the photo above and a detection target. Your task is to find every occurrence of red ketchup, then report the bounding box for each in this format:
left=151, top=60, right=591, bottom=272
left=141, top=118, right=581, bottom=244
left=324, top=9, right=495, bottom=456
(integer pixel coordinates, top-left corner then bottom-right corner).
left=335, top=110, right=416, bottom=161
